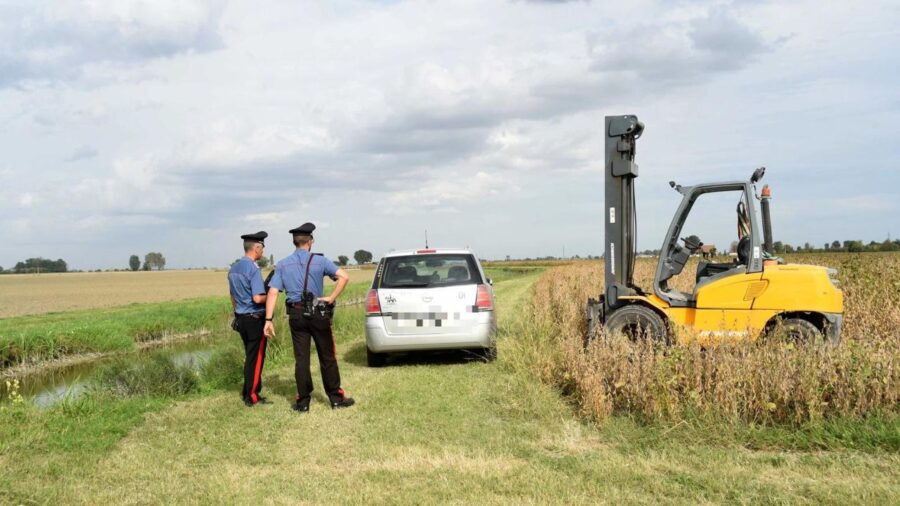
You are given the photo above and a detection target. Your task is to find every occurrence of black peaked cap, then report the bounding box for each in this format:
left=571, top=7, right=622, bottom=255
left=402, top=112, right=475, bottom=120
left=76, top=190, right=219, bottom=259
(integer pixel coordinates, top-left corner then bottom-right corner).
left=289, top=222, right=316, bottom=236
left=240, top=231, right=268, bottom=244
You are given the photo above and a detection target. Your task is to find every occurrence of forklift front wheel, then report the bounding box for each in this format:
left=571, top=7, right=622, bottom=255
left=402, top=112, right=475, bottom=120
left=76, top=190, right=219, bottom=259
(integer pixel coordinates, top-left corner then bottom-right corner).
left=776, top=318, right=823, bottom=344
left=604, top=304, right=669, bottom=344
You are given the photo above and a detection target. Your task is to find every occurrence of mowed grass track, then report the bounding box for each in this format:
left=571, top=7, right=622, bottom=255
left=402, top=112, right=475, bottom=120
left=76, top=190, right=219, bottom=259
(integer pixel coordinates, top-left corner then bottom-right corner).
left=35, top=272, right=898, bottom=504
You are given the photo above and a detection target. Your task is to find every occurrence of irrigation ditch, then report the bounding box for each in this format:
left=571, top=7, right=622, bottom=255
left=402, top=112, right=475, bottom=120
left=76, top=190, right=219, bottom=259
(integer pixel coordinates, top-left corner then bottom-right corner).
left=1, top=330, right=220, bottom=407
left=1, top=297, right=367, bottom=407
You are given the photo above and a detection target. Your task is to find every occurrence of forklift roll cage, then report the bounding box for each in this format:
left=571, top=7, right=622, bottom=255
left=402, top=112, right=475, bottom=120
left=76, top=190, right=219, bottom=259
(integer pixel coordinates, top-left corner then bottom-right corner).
left=654, top=180, right=764, bottom=308
left=600, top=115, right=767, bottom=314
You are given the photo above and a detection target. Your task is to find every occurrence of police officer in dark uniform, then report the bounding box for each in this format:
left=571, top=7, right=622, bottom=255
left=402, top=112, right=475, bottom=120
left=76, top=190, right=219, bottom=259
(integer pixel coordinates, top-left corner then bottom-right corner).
left=228, top=231, right=272, bottom=407
left=263, top=223, right=354, bottom=412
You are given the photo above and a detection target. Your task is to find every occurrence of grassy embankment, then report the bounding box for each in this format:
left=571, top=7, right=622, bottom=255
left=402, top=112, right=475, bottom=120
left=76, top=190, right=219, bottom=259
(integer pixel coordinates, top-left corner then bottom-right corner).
left=0, top=271, right=373, bottom=370
left=0, top=298, right=230, bottom=369
left=1, top=265, right=898, bottom=504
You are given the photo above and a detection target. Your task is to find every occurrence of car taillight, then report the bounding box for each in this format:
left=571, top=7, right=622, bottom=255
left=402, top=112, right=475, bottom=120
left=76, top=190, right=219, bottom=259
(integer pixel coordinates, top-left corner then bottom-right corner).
left=475, top=284, right=493, bottom=311
left=366, top=289, right=382, bottom=315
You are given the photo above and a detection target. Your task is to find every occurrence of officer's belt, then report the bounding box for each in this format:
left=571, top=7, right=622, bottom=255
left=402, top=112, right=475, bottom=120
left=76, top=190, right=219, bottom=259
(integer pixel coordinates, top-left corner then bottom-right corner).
left=235, top=312, right=265, bottom=319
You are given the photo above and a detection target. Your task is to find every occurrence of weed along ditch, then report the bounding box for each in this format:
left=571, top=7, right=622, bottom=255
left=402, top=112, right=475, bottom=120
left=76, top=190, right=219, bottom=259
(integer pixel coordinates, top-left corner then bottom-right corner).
left=1, top=333, right=226, bottom=407
left=0, top=290, right=367, bottom=408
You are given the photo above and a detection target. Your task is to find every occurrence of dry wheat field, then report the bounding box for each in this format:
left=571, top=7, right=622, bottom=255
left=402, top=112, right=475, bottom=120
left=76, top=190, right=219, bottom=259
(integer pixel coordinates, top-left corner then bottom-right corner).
left=0, top=268, right=375, bottom=319
left=521, top=253, right=900, bottom=426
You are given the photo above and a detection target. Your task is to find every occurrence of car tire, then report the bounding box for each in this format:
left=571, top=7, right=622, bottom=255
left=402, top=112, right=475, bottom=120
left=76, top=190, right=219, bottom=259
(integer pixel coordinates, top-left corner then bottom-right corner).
left=604, top=304, right=669, bottom=343
left=477, top=346, right=497, bottom=362
left=366, top=347, right=387, bottom=367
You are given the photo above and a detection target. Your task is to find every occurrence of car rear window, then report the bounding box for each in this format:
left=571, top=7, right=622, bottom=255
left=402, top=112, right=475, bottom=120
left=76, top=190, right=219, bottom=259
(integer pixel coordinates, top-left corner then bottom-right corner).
left=375, top=254, right=483, bottom=288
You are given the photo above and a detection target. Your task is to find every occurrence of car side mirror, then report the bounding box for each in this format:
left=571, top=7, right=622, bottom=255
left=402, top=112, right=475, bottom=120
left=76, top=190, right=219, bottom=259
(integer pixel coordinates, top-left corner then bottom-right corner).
left=487, top=278, right=493, bottom=286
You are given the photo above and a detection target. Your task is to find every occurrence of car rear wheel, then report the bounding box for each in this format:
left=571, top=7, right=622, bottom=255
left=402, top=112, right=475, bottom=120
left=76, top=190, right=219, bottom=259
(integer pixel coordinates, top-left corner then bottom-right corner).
left=604, top=304, right=668, bottom=343
left=367, top=347, right=387, bottom=367
left=475, top=346, right=497, bottom=362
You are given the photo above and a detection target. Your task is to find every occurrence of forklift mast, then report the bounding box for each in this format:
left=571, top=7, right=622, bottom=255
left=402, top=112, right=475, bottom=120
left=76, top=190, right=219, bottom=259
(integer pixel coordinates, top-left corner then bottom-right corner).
left=603, top=115, right=643, bottom=312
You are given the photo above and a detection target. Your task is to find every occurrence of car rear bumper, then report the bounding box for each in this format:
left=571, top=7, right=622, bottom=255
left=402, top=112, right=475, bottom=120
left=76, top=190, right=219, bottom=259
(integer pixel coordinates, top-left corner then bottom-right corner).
left=365, top=314, right=496, bottom=352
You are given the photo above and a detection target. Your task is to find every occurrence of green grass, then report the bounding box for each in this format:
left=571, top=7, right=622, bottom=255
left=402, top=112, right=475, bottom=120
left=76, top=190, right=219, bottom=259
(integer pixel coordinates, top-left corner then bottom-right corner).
left=326, top=278, right=372, bottom=301
left=0, top=395, right=174, bottom=504
left=0, top=269, right=897, bottom=504
left=484, top=266, right=544, bottom=284
left=0, top=280, right=375, bottom=368
left=589, top=413, right=900, bottom=453
left=0, top=297, right=232, bottom=366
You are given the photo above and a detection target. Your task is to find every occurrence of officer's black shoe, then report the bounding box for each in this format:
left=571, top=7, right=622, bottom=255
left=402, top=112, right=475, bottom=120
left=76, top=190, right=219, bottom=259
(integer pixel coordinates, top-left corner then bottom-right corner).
left=243, top=399, right=255, bottom=407
left=331, top=397, right=355, bottom=409
left=256, top=396, right=273, bottom=405
left=292, top=396, right=310, bottom=413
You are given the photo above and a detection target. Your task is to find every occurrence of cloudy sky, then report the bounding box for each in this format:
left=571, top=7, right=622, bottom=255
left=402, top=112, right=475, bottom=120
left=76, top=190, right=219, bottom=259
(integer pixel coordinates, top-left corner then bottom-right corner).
left=1, top=0, right=898, bottom=270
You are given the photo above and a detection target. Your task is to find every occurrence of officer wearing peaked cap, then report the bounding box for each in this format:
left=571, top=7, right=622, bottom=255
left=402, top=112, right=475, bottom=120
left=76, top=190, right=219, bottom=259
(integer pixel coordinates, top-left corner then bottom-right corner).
left=264, top=222, right=355, bottom=411
left=228, top=231, right=272, bottom=407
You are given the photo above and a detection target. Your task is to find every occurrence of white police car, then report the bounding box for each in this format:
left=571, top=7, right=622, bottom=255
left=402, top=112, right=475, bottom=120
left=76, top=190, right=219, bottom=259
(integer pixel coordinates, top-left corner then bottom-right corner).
left=364, top=248, right=496, bottom=367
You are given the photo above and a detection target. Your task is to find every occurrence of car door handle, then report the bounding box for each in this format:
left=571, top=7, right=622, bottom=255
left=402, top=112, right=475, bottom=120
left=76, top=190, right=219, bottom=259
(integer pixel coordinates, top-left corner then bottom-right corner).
left=422, top=296, right=433, bottom=302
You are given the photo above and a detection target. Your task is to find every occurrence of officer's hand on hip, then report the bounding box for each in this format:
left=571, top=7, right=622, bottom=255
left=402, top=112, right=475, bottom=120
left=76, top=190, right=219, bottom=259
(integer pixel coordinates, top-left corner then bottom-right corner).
left=263, top=321, right=275, bottom=338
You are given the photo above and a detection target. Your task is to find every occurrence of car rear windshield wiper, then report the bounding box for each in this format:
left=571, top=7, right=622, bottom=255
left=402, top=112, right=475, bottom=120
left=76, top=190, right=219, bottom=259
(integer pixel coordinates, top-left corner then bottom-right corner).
left=388, top=282, right=430, bottom=287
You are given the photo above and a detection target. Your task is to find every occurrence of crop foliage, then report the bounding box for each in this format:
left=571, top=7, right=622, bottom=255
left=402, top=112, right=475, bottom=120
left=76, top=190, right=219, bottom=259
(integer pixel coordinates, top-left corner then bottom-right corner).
left=518, top=253, right=900, bottom=428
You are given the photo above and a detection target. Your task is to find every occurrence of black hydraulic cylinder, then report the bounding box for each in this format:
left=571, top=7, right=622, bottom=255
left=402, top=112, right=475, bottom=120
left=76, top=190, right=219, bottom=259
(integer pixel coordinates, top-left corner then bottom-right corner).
left=760, top=185, right=773, bottom=256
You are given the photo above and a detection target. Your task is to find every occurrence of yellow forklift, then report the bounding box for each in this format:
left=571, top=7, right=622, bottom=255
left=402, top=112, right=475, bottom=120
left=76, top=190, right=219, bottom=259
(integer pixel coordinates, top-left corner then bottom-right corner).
left=586, top=115, right=843, bottom=344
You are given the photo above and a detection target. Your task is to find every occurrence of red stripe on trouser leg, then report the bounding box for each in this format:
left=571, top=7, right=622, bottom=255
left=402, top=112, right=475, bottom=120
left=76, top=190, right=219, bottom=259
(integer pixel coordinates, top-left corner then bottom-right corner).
left=250, top=336, right=266, bottom=403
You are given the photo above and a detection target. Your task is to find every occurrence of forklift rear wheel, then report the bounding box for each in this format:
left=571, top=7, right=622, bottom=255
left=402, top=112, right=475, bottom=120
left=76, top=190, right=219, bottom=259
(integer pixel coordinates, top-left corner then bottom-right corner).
left=779, top=318, right=823, bottom=344
left=604, top=304, right=668, bottom=343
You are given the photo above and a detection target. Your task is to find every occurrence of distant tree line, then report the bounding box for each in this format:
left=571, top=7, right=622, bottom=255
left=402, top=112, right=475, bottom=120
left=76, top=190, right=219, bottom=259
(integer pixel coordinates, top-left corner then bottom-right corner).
left=354, top=250, right=373, bottom=264
left=502, top=255, right=604, bottom=261
left=128, top=252, right=166, bottom=271
left=771, top=239, right=900, bottom=254
left=494, top=237, right=900, bottom=262
left=229, top=254, right=278, bottom=270
left=0, top=257, right=68, bottom=274
left=227, top=250, right=373, bottom=270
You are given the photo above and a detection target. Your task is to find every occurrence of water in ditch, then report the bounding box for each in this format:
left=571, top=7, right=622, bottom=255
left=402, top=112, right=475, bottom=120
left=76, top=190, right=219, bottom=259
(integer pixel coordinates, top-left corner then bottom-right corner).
left=1, top=336, right=224, bottom=408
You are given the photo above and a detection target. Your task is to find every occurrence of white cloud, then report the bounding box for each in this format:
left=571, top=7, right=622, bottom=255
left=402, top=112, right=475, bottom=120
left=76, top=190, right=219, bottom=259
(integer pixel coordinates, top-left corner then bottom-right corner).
left=65, top=145, right=99, bottom=162
left=587, top=5, right=772, bottom=86
left=170, top=121, right=337, bottom=171
left=0, top=0, right=225, bottom=87
left=71, top=155, right=185, bottom=214
left=19, top=193, right=35, bottom=207
left=1, top=0, right=898, bottom=269
left=382, top=170, right=518, bottom=215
